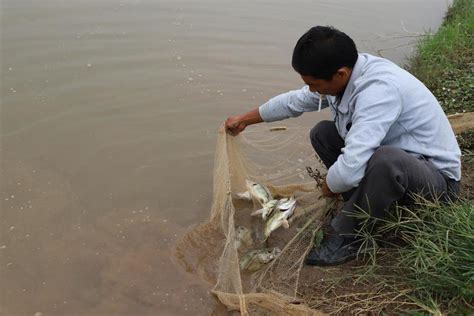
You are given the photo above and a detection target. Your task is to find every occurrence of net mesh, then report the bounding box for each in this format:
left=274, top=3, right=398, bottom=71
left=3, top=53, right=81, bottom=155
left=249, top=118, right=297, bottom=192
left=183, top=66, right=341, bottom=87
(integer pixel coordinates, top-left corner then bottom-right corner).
left=174, top=112, right=474, bottom=315
left=175, top=112, right=474, bottom=315
left=176, top=124, right=332, bottom=315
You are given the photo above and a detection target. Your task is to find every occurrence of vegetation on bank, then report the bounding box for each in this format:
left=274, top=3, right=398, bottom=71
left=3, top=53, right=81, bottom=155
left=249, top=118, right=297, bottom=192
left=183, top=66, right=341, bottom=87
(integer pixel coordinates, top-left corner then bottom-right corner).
left=353, top=197, right=474, bottom=314
left=408, top=0, right=473, bottom=115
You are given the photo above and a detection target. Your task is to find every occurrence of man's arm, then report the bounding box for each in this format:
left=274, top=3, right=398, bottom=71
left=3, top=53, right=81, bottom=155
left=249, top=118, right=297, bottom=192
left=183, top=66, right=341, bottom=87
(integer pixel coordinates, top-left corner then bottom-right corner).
left=225, top=86, right=327, bottom=136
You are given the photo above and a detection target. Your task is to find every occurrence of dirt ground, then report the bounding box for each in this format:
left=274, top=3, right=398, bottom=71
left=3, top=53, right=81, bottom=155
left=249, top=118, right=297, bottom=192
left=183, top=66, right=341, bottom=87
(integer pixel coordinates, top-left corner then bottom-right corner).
left=460, top=154, right=474, bottom=202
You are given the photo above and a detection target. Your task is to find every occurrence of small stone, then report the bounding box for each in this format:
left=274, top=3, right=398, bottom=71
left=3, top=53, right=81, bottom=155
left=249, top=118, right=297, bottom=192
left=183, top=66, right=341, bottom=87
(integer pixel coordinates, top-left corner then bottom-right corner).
left=87, top=63, right=92, bottom=67
left=34, top=312, right=44, bottom=316
left=9, top=226, right=15, bottom=231
left=0, top=245, right=6, bottom=249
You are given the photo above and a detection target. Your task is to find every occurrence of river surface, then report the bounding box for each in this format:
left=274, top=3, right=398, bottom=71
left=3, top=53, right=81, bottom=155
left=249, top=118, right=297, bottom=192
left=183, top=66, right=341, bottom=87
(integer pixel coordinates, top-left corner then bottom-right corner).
left=1, top=1, right=448, bottom=315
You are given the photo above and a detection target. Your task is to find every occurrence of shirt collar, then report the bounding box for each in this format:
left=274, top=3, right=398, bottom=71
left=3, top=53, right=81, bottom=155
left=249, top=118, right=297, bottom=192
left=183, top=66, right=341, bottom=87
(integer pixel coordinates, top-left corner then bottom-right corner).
left=335, top=53, right=365, bottom=114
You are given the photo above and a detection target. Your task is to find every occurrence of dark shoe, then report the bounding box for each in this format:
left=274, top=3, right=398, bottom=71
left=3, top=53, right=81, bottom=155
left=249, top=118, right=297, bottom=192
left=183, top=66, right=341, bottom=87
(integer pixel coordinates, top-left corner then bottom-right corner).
left=305, top=234, right=358, bottom=266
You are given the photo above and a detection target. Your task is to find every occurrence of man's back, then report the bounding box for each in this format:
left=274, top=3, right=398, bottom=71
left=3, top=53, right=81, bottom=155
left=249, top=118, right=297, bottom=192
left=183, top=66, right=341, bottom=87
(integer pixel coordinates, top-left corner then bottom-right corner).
left=344, top=54, right=461, bottom=181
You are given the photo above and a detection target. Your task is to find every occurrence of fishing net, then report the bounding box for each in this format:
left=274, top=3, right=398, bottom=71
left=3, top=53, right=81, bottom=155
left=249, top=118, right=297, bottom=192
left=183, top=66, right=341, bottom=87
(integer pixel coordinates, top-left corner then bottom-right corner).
left=175, top=111, right=474, bottom=315
left=176, top=123, right=334, bottom=315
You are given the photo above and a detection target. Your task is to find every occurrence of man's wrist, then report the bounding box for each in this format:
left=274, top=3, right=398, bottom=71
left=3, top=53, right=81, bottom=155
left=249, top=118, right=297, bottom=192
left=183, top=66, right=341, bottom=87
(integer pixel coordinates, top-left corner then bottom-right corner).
left=238, top=115, right=251, bottom=127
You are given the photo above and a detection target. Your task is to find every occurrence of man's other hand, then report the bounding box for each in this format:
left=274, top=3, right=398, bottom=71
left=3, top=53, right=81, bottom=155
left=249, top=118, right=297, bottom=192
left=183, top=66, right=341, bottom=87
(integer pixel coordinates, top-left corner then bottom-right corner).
left=322, top=179, right=338, bottom=198
left=225, top=115, right=246, bottom=136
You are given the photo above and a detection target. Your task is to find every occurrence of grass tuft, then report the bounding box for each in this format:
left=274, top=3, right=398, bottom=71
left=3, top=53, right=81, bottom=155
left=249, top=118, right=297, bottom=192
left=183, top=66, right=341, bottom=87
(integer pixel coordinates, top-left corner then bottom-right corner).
left=408, top=0, right=474, bottom=114
left=353, top=197, right=474, bottom=314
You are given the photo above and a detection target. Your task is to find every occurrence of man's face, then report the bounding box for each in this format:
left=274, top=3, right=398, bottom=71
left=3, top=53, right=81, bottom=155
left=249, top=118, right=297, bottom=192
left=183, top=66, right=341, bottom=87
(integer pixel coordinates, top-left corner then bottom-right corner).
left=300, top=68, right=351, bottom=96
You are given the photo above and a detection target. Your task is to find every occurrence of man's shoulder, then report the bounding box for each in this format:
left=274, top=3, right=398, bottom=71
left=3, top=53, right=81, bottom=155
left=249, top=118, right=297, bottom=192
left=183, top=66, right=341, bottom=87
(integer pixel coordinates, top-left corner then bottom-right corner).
left=358, top=54, right=403, bottom=76
left=353, top=54, right=411, bottom=92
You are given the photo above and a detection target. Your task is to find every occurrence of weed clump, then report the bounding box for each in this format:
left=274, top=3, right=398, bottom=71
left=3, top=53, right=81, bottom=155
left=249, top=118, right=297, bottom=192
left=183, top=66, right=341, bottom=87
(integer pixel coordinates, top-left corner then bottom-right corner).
left=408, top=0, right=474, bottom=114
left=352, top=197, right=474, bottom=314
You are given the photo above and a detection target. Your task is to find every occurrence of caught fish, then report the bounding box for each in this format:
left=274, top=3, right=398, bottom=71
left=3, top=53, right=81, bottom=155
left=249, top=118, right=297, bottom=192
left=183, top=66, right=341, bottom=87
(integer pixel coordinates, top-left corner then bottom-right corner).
left=250, top=199, right=278, bottom=219
left=235, top=180, right=273, bottom=206
left=264, top=197, right=297, bottom=238
left=234, top=226, right=253, bottom=251
left=239, top=247, right=281, bottom=271
left=251, top=197, right=290, bottom=220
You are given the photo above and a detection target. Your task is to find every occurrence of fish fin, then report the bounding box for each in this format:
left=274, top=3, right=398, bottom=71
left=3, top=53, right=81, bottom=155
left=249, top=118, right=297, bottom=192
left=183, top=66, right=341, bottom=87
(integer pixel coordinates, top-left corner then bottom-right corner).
left=282, top=220, right=290, bottom=229
left=236, top=191, right=251, bottom=200
left=251, top=207, right=265, bottom=216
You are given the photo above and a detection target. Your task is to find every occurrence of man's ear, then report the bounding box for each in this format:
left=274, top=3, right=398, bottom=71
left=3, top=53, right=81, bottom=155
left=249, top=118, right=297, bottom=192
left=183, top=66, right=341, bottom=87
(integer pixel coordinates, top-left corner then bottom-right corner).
left=336, top=67, right=351, bottom=79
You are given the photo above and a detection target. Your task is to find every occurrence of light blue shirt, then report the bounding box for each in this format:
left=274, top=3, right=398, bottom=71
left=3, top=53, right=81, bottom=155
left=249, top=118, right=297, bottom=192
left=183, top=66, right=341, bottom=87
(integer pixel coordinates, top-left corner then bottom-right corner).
left=259, top=53, right=461, bottom=193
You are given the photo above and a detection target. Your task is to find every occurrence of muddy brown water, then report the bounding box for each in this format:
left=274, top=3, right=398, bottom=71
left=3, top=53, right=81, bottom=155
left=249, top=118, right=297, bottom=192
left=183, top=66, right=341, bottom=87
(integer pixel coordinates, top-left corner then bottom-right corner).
left=1, top=0, right=449, bottom=315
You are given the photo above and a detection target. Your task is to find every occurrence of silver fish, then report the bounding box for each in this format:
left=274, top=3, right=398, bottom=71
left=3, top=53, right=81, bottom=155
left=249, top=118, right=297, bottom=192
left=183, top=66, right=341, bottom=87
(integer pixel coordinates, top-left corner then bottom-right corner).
left=250, top=199, right=278, bottom=219
left=239, top=247, right=281, bottom=271
left=264, top=197, right=297, bottom=238
left=234, top=226, right=253, bottom=251
left=251, top=197, right=290, bottom=220
left=235, top=180, right=273, bottom=206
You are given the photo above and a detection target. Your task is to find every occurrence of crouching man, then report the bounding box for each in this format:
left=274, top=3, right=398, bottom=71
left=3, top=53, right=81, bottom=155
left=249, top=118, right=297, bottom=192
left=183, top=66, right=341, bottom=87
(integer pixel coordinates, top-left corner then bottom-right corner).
left=224, top=26, right=461, bottom=266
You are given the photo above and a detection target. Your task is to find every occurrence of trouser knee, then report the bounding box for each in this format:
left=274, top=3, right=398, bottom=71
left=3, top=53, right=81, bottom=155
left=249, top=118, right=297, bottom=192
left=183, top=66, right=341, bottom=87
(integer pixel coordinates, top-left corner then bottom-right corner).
left=366, top=146, right=406, bottom=174
left=310, top=120, right=335, bottom=150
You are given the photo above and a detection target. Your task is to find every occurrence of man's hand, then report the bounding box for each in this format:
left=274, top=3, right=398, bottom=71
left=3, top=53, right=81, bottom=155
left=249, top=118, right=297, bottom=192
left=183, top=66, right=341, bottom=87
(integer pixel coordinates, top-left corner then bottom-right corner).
left=225, top=115, right=246, bottom=136
left=224, top=108, right=264, bottom=136
left=321, top=179, right=338, bottom=198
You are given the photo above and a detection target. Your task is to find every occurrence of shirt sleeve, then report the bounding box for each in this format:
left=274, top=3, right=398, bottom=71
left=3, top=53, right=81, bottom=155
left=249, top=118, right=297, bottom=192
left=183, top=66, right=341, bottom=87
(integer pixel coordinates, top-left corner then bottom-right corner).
left=258, top=86, right=329, bottom=122
left=326, top=80, right=403, bottom=193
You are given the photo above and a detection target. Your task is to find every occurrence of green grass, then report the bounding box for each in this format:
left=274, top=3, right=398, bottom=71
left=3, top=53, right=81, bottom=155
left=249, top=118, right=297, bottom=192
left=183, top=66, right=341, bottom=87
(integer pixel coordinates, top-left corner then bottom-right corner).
left=408, top=0, right=474, bottom=114
left=353, top=198, right=474, bottom=314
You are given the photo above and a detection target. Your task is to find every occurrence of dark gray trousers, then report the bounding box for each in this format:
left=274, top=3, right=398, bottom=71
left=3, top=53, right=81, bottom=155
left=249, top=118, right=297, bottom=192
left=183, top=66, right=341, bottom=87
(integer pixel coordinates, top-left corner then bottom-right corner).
left=310, top=121, right=460, bottom=235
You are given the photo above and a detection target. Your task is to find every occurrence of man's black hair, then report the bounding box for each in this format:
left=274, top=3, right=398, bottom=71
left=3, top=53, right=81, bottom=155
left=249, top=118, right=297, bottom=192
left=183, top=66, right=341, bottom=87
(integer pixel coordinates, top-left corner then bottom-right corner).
left=292, top=26, right=358, bottom=80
